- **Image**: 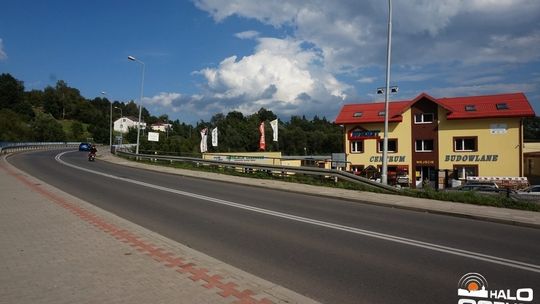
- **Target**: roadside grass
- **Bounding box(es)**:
[123,156,539,212]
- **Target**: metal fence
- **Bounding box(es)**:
[115,149,399,193]
[0,142,81,154]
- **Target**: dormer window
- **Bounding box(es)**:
[353,112,363,117]
[378,111,385,116]
[465,105,476,112]
[496,103,509,110]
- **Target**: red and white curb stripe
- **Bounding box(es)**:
[1,161,273,304]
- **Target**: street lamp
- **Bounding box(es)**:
[380,0,393,185]
[101,91,112,148]
[128,55,145,155]
[114,106,123,145]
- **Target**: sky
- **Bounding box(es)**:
[1,0,539,124]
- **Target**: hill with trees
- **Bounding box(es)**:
[0,73,344,156]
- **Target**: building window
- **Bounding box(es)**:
[414,113,434,124]
[378,139,398,153]
[415,139,434,152]
[454,165,478,180]
[353,112,363,117]
[454,137,477,152]
[496,103,509,110]
[465,105,476,111]
[350,141,364,153]
[378,111,385,116]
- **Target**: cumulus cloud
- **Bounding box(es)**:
[0,39,7,60]
[183,0,540,120]
[193,0,540,69]
[194,37,350,116]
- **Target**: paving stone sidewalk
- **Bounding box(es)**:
[0,155,319,304]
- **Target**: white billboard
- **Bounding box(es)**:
[148,132,159,142]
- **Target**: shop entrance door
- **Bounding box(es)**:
[415,166,436,188]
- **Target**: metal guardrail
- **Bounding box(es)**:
[115,150,400,193]
[0,142,80,154]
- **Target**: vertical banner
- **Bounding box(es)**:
[259,122,266,151]
[270,119,278,142]
[211,127,218,147]
[200,128,208,153]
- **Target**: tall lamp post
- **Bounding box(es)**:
[381,0,393,185]
[101,91,112,148]
[128,55,145,155]
[114,106,123,145]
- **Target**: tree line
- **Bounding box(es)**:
[0,73,344,156]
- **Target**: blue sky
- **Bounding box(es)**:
[1,0,539,123]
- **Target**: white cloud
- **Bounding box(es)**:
[186,0,540,120]
[357,76,376,84]
[429,82,538,98]
[0,39,7,60]
[144,92,182,107]
[196,37,349,115]
[193,0,540,69]
[235,30,260,40]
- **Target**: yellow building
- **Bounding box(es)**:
[335,93,535,188]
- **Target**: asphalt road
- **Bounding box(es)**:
[9,149,540,304]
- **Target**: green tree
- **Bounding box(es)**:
[31,112,66,141]
[524,117,540,141]
[70,121,84,141]
[0,73,24,109]
[0,109,32,141]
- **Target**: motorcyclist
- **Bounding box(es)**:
[89,144,97,159]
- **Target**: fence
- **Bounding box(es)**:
[0,142,81,154]
[115,149,399,193]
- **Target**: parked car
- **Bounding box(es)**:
[79,142,92,151]
[517,185,540,195]
[454,184,500,192]
[464,181,499,189]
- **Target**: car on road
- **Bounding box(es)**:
[78,142,92,151]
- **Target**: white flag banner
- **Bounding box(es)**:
[270,119,278,142]
[200,128,208,153]
[211,127,218,147]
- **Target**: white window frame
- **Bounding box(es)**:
[414,113,434,124]
[350,141,364,153]
[454,137,477,152]
[415,139,434,152]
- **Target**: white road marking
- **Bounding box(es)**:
[56,151,540,274]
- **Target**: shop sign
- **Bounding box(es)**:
[444,155,498,162]
[349,128,380,140]
[416,160,435,165]
[369,155,406,162]
[490,123,507,134]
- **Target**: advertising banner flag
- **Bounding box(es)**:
[211,127,218,147]
[270,119,278,142]
[259,122,266,151]
[200,128,208,153]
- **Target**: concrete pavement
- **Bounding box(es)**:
[99,149,540,229]
[0,154,319,304]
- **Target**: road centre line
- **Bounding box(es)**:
[56,151,540,274]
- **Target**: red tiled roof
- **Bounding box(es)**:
[335,92,535,124]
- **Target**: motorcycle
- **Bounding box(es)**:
[88,152,96,161]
